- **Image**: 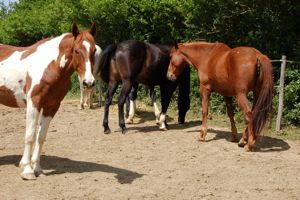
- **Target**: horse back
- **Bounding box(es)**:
[136,43,170,85]
[202,44,264,95]
[113,40,147,81]
[0,34,71,109]
[226,47,266,93]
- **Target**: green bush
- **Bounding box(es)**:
[281,68,300,126]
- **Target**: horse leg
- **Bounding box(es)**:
[19,102,40,180]
[118,80,132,133]
[238,127,248,147]
[88,88,94,109]
[159,82,177,130]
[97,79,104,107]
[224,97,238,142]
[80,88,84,110]
[149,86,160,124]
[238,91,259,147]
[103,82,118,134]
[236,94,255,151]
[199,86,211,141]
[79,76,85,110]
[31,114,52,177]
[84,89,90,108]
[126,82,138,124]
[178,67,190,124]
[125,96,130,118]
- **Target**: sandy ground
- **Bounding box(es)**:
[0,99,300,200]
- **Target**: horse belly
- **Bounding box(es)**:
[211,83,235,97]
[0,85,26,107]
[212,74,236,96]
[0,67,27,108]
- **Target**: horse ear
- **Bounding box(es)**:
[173,40,179,50]
[72,23,80,38]
[90,23,96,37]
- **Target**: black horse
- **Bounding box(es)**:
[98,40,190,134]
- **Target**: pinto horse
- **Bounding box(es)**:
[98,40,190,134]
[167,42,273,151]
[0,23,97,179]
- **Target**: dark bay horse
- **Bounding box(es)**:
[98,40,190,134]
[0,23,97,179]
[167,42,273,151]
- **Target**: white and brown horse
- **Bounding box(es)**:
[79,45,104,109]
[0,23,97,180]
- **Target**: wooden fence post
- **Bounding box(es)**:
[276,55,287,131]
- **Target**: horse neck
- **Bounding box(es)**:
[57,35,77,76]
[179,42,216,68]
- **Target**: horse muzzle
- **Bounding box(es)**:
[83,79,95,89]
[167,73,176,82]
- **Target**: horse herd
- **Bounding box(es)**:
[0,23,273,180]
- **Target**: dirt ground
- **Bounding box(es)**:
[0,99,300,200]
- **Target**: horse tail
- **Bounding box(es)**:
[252,56,274,136]
[98,43,118,83]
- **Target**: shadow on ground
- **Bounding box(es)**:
[203,128,291,152]
[126,112,290,152]
[126,117,201,133]
[0,155,143,184]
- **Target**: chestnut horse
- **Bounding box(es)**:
[0,23,97,179]
[167,42,273,151]
[98,40,190,134]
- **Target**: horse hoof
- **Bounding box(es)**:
[244,144,252,152]
[198,131,206,142]
[104,128,111,134]
[21,172,36,180]
[126,118,133,124]
[238,138,247,147]
[121,128,127,134]
[198,136,206,142]
[159,127,168,131]
[34,170,45,177]
[178,117,185,124]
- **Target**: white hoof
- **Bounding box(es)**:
[21,172,36,180]
[126,118,133,124]
[159,126,168,131]
[159,123,168,131]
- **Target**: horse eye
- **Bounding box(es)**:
[75,49,80,54]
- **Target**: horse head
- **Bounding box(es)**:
[70,23,97,89]
[167,42,189,81]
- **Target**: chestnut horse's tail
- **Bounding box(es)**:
[253,56,274,136]
[98,43,118,83]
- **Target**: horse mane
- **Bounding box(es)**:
[155,44,172,54]
[98,43,118,83]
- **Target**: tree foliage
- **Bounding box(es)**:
[0,0,299,126]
